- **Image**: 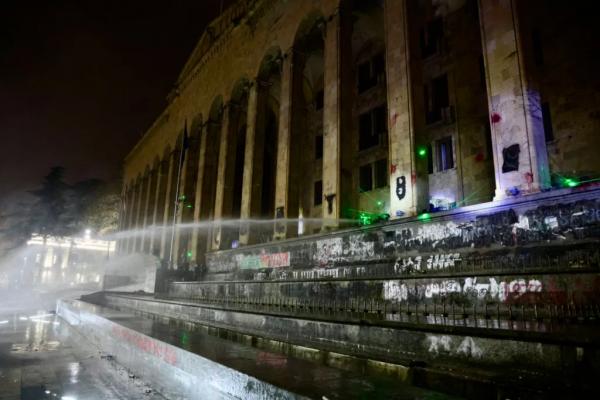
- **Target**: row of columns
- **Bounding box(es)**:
[119,0,549,267]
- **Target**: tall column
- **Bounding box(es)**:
[117,188,128,254]
[384,0,421,218]
[125,184,137,253]
[212,103,232,250]
[322,5,352,229]
[149,164,163,255]
[159,153,175,260]
[172,155,188,267]
[191,124,207,265]
[239,80,259,245]
[140,170,154,253]
[132,178,146,253]
[273,48,299,239]
[479,0,550,199]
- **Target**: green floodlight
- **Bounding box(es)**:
[358,212,372,226]
[186,250,193,258]
[418,212,431,221]
[563,178,579,188]
[376,200,383,207]
[186,204,193,209]
[179,195,187,201]
[417,146,427,158]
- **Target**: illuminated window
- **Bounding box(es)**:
[436,137,454,171]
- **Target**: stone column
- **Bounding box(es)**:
[212,103,232,250]
[322,5,352,229]
[125,184,137,253]
[133,177,147,253]
[159,153,175,260]
[384,0,421,218]
[191,124,207,265]
[478,0,550,199]
[273,51,294,240]
[140,170,154,254]
[149,164,163,255]
[239,80,259,245]
[172,154,188,267]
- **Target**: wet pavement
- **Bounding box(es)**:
[91,303,459,399]
[0,291,164,400]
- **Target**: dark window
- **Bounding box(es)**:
[437,137,454,171]
[374,158,388,189]
[420,18,444,59]
[358,52,386,93]
[314,180,323,206]
[424,74,449,125]
[359,105,387,151]
[532,29,544,67]
[315,89,324,110]
[541,102,554,142]
[427,143,434,174]
[359,164,373,192]
[315,135,323,159]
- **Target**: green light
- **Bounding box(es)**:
[563,178,579,188]
[186,204,193,209]
[358,212,372,226]
[186,251,193,258]
[376,200,383,207]
[417,146,427,158]
[179,195,187,201]
[418,212,431,221]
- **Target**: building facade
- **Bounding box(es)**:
[119,0,600,268]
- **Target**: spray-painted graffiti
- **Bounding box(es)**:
[394,253,461,273]
[238,252,290,269]
[426,335,483,358]
[383,277,543,303]
[314,235,375,266]
[396,176,406,200]
[111,325,177,365]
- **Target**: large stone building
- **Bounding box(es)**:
[119,0,600,268]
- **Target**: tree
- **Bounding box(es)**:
[81,181,121,236]
[28,166,72,238]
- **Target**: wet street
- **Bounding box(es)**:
[0,289,164,400]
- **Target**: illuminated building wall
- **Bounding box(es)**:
[119,0,600,268]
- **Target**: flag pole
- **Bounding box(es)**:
[168,121,187,269]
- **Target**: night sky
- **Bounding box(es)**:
[0,1,230,207]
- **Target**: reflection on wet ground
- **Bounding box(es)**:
[0,308,165,400]
[108,308,459,399]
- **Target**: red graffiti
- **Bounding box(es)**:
[391,113,399,127]
[491,112,501,123]
[111,325,177,365]
[411,173,417,185]
[390,163,397,174]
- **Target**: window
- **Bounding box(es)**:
[359,158,388,192]
[541,102,554,142]
[358,52,385,93]
[315,135,323,159]
[314,180,323,206]
[359,105,387,151]
[436,137,454,171]
[315,89,324,110]
[427,143,434,174]
[359,164,373,192]
[424,74,449,125]
[420,19,444,59]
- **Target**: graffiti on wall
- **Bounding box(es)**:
[394,253,461,273]
[238,252,290,269]
[111,325,177,365]
[314,235,375,266]
[383,277,543,303]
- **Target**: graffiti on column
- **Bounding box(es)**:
[396,176,406,200]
